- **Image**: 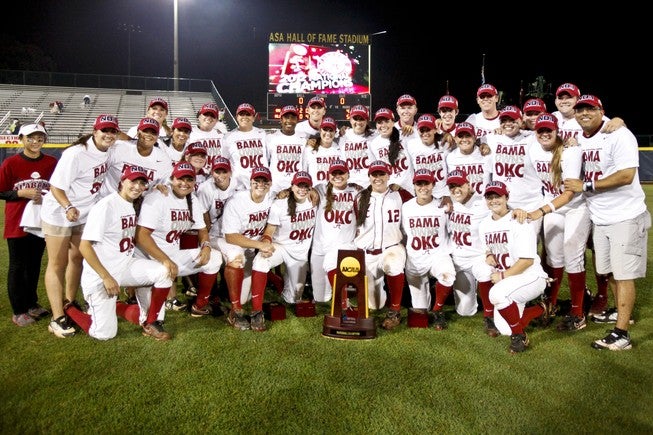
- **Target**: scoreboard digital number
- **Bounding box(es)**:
[267,93,371,122]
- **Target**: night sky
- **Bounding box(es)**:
[2,0,649,136]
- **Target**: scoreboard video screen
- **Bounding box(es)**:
[267,93,371,121]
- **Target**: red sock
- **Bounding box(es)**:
[431,282,453,312]
[385,273,405,312]
[223,266,244,310]
[547,267,564,305]
[116,301,141,325]
[267,270,284,294]
[477,281,494,317]
[498,302,523,334]
[250,270,268,311]
[520,304,544,329]
[568,271,587,317]
[195,272,218,308]
[64,304,91,333]
[146,287,169,325]
[595,273,609,299]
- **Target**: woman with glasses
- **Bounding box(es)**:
[40,114,121,338]
[0,123,57,326]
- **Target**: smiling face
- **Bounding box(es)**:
[92,127,119,151]
[198,112,218,132]
[280,113,298,135]
[349,116,368,135]
[574,105,604,133]
[147,104,168,124]
[484,192,508,216]
[120,177,148,202]
[368,170,389,193]
[555,93,578,118]
[448,182,472,204]
[171,175,195,198]
[375,117,394,137]
[250,177,271,201]
[211,168,231,190]
[413,180,434,204]
[396,103,417,125]
[328,170,349,189]
[21,133,46,158]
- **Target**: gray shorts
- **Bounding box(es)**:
[41,221,85,237]
[593,211,651,280]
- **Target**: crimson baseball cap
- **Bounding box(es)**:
[499,105,522,121]
[171,162,196,180]
[172,117,192,131]
[417,114,436,130]
[349,105,369,120]
[18,123,48,137]
[374,108,395,122]
[438,95,458,110]
[236,103,256,115]
[455,122,475,137]
[292,171,313,187]
[212,156,232,172]
[556,83,580,98]
[523,98,546,114]
[413,168,435,184]
[477,84,498,97]
[148,97,168,111]
[368,160,391,175]
[320,117,337,130]
[251,166,272,181]
[573,95,603,110]
[121,165,149,182]
[93,114,120,131]
[184,142,207,156]
[137,117,160,134]
[534,113,558,131]
[328,159,349,174]
[307,96,325,108]
[446,170,468,186]
[484,181,509,197]
[396,94,416,106]
[280,105,299,117]
[200,103,219,117]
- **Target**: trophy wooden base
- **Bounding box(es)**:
[322,314,376,340]
[295,300,316,317]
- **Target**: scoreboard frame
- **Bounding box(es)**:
[266,93,371,122]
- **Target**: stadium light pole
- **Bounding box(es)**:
[118,23,142,85]
[173,0,179,91]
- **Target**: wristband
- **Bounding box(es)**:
[583,181,594,192]
[64,204,75,212]
[547,202,556,213]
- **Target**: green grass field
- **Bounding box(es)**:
[1,188,652,434]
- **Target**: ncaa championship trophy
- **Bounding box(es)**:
[322,249,376,340]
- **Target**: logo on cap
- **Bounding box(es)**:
[172,117,192,131]
[556,83,580,98]
[307,96,325,108]
[417,114,436,130]
[446,169,468,186]
[349,105,369,120]
[280,105,299,117]
[236,103,255,115]
[484,181,509,197]
[534,113,558,131]
[499,106,522,121]
[374,108,395,122]
[368,160,391,176]
[138,117,160,133]
[328,159,349,174]
[320,117,337,131]
[523,98,546,113]
[200,103,219,117]
[251,166,272,181]
[455,122,475,137]
[212,157,231,172]
[184,142,207,156]
[438,95,458,110]
[292,171,313,187]
[396,94,416,106]
[94,114,120,131]
[172,161,196,180]
[413,168,435,184]
[477,84,498,97]
[573,95,603,110]
[149,97,168,111]
[121,165,149,182]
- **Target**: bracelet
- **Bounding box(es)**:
[261,235,272,243]
[583,181,594,192]
[547,202,556,213]
[539,207,547,216]
[64,204,75,212]
[200,241,211,249]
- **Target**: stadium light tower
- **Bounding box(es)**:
[174,0,179,91]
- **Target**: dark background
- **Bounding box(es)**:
[1,0,648,136]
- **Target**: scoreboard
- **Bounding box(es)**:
[267,93,371,122]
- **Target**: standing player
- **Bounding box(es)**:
[394,94,419,141]
[436,95,460,136]
[124,97,171,144]
[189,102,225,173]
[63,166,175,340]
[266,105,306,196]
[368,108,414,192]
[521,98,547,132]
[302,116,342,188]
[0,123,57,326]
[220,103,269,191]
[296,96,327,139]
[479,181,548,354]
[401,169,455,330]
[465,84,501,139]
[564,95,649,351]
[339,105,375,189]
[217,167,275,330]
[162,117,193,163]
[446,122,492,197]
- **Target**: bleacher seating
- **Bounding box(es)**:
[0,84,217,143]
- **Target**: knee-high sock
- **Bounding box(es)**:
[568,271,587,317]
[477,281,494,318]
[146,287,169,325]
[195,272,218,308]
[223,266,244,310]
[431,282,453,312]
[499,302,523,334]
[267,270,284,294]
[595,273,609,299]
[64,304,91,333]
[520,305,544,329]
[547,267,564,305]
[250,270,268,311]
[385,273,405,312]
[116,301,140,325]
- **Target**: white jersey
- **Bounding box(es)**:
[401,197,451,260]
[266,130,306,195]
[221,189,273,240]
[527,140,584,214]
[189,126,224,173]
[221,127,269,191]
[579,125,646,225]
[41,138,110,227]
[80,192,138,289]
[553,112,612,144]
[137,188,205,256]
[312,183,358,256]
[404,137,448,198]
[302,143,342,188]
[478,212,546,277]
[394,120,419,142]
[98,140,173,199]
[196,178,238,239]
[367,134,414,192]
[486,132,543,210]
[339,129,375,188]
[161,142,184,163]
[267,197,317,259]
[465,112,500,139]
[126,125,169,145]
[448,195,490,262]
[354,189,404,251]
[295,120,319,140]
[446,147,492,197]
